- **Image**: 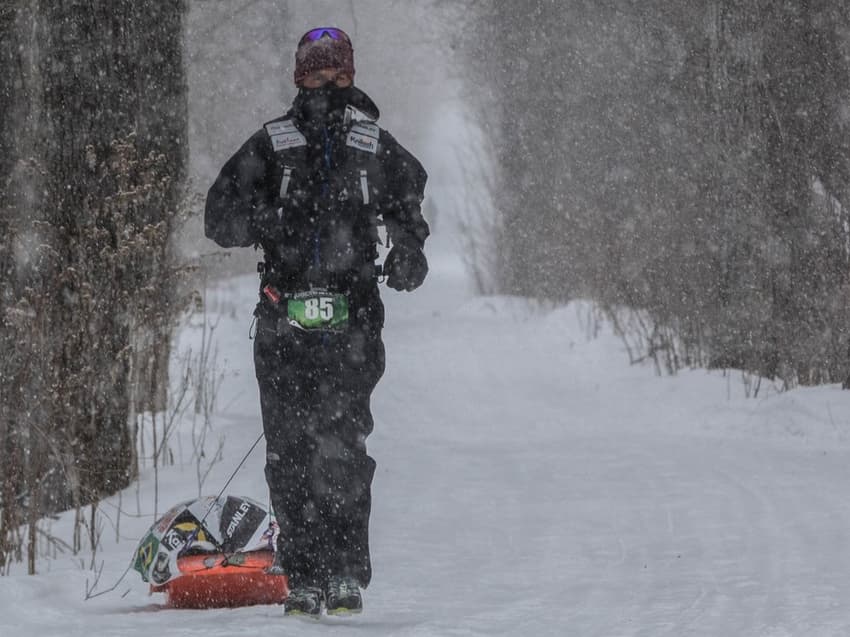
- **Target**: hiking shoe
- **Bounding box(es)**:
[325,576,362,615]
[284,586,323,618]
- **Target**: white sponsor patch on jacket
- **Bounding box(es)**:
[346,121,379,154]
[266,120,306,151]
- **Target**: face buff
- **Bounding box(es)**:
[294,84,353,127]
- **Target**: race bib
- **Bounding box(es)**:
[287,290,349,332]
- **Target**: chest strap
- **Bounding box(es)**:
[280,166,292,198]
[359,170,370,204]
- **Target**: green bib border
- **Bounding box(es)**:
[286,289,350,332]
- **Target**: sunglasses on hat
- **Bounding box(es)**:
[299,27,352,47]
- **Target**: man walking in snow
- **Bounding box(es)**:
[204,27,429,617]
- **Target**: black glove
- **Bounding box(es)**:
[383,242,428,291]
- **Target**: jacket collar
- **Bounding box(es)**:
[287,85,380,132]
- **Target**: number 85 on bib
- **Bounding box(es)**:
[287,291,350,331]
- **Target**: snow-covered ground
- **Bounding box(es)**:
[5,247,850,637]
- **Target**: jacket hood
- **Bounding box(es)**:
[346,86,380,121]
[288,85,380,127]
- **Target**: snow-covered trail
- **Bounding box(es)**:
[367,264,850,636]
[5,260,850,636]
[372,430,850,636]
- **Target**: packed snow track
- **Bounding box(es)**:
[4,264,850,636]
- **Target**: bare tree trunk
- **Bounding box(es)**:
[0,0,189,572]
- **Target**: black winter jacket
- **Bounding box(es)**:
[205,89,429,293]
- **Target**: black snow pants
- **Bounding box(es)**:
[253,284,385,590]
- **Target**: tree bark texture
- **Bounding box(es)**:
[0,0,188,554]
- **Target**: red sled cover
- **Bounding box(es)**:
[151,550,289,609]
